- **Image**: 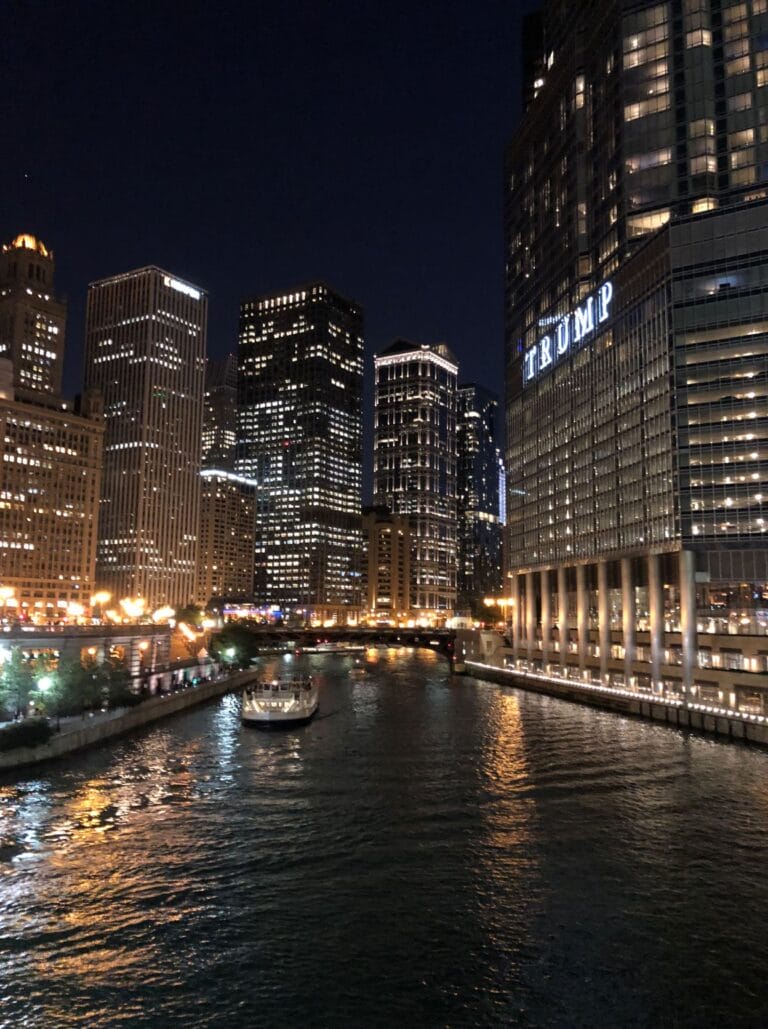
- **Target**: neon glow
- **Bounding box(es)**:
[523,281,614,385]
[163,276,201,300]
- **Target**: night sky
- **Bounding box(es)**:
[3,0,537,492]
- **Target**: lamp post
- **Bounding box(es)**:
[90,591,112,624]
[37,674,59,730]
[0,586,15,625]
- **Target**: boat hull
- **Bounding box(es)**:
[241,703,318,729]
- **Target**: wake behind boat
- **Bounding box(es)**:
[241,675,318,729]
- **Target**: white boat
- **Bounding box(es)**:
[241,676,318,728]
[297,642,366,654]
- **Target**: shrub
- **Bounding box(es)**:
[0,717,53,752]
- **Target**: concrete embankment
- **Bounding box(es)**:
[466,660,768,747]
[0,670,256,771]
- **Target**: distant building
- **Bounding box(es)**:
[373,340,458,621]
[456,384,502,612]
[85,267,207,609]
[236,283,363,624]
[0,233,66,396]
[0,356,103,619]
[196,469,256,606]
[361,506,411,623]
[202,354,237,471]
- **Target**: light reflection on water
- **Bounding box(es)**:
[0,649,767,1027]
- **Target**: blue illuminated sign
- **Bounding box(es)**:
[523,281,614,386]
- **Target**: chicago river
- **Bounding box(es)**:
[1,649,766,1027]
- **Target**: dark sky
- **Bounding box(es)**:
[2,0,536,487]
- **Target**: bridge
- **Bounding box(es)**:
[228,625,458,662]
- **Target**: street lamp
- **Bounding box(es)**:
[37,674,59,730]
[0,586,15,624]
[91,591,112,622]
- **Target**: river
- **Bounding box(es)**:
[1,648,766,1027]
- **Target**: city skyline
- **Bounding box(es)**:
[2,0,539,437]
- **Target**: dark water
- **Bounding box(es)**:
[1,648,767,1028]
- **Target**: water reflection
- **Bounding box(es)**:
[0,652,767,1026]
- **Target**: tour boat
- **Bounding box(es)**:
[241,676,318,728]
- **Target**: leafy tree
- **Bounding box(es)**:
[177,604,204,628]
[100,657,135,709]
[0,650,36,718]
[211,623,261,666]
[56,656,101,715]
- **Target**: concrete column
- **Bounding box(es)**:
[510,574,521,661]
[557,566,569,671]
[540,570,551,669]
[576,564,589,672]
[598,561,610,681]
[621,557,636,685]
[525,571,536,661]
[679,549,697,703]
[648,553,664,690]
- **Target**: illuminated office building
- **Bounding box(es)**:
[85,267,207,609]
[373,340,458,620]
[361,506,411,623]
[202,354,237,471]
[505,0,768,712]
[457,384,503,613]
[196,469,256,605]
[0,233,65,396]
[0,357,103,619]
[236,283,363,623]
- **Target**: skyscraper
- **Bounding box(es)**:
[202,354,237,471]
[504,0,768,712]
[0,361,103,620]
[373,340,458,621]
[0,233,65,396]
[456,384,502,613]
[85,267,207,609]
[236,283,363,623]
[196,469,256,606]
[361,506,411,623]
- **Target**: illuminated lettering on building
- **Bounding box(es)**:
[163,276,201,300]
[523,281,614,385]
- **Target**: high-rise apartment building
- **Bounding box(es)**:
[236,283,363,623]
[196,469,256,605]
[0,357,103,619]
[361,505,411,623]
[457,384,503,613]
[0,234,65,396]
[85,267,207,609]
[373,340,458,621]
[504,0,768,713]
[202,354,237,471]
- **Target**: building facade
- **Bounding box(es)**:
[457,384,503,613]
[196,469,256,606]
[0,358,103,619]
[0,234,66,396]
[373,340,458,621]
[202,354,237,471]
[505,0,768,713]
[84,267,207,609]
[361,505,411,623]
[236,283,363,623]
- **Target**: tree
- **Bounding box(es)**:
[56,656,101,715]
[0,650,36,718]
[177,604,204,628]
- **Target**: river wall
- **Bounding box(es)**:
[0,670,256,772]
[463,655,768,747]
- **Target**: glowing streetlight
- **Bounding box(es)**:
[37,675,53,693]
[152,605,175,623]
[120,597,147,621]
[90,590,112,622]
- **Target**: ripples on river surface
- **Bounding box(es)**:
[1,649,767,1028]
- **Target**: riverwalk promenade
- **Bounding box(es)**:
[0,668,255,771]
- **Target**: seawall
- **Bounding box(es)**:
[465,660,768,747]
[0,669,256,771]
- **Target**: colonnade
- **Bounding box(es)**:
[506,550,698,693]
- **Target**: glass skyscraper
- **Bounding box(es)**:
[505,0,768,713]
[456,384,503,613]
[236,283,363,622]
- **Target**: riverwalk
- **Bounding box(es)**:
[0,669,255,771]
